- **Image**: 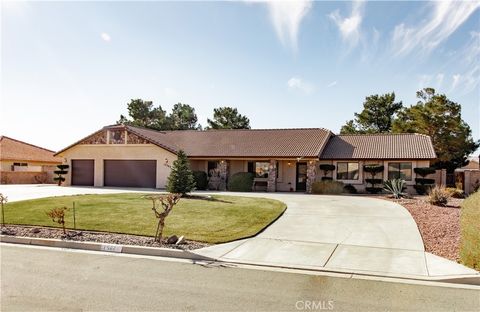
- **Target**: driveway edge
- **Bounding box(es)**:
[0,235,214,261]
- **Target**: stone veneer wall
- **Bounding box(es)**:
[306,161,317,193]
[267,160,277,192]
[218,160,229,191]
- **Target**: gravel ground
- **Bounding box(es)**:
[379,195,462,262]
[0,225,210,250]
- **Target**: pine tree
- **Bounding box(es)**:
[166,150,196,195]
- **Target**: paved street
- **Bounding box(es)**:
[1,244,479,311]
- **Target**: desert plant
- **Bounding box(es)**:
[413,167,436,195]
[166,150,196,195]
[428,186,451,206]
[192,171,208,190]
[343,184,357,194]
[144,193,182,243]
[445,187,465,199]
[311,180,344,195]
[319,164,335,180]
[0,193,7,228]
[228,172,255,192]
[383,179,407,199]
[53,164,69,186]
[363,165,384,194]
[46,206,68,234]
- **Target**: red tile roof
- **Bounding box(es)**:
[0,136,62,163]
[126,126,332,158]
[319,133,436,159]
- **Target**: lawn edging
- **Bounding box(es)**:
[0,235,214,261]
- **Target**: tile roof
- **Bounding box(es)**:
[126,126,332,158]
[319,133,436,159]
[0,136,62,163]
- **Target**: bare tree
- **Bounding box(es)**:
[46,207,68,234]
[144,193,181,242]
[0,193,7,228]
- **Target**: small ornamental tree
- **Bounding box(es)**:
[413,167,436,195]
[363,165,384,194]
[145,193,182,243]
[166,150,196,195]
[54,164,70,186]
[46,206,68,234]
[319,164,336,181]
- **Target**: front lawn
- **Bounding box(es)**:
[460,191,480,270]
[3,193,286,244]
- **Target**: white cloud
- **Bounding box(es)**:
[392,1,480,56]
[287,76,313,94]
[451,74,461,90]
[249,0,312,52]
[329,1,365,46]
[100,32,111,42]
[326,81,337,88]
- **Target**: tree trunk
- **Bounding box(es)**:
[156,219,166,242]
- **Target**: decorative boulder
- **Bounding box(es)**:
[175,235,185,245]
[167,235,179,244]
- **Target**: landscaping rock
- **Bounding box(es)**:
[32,228,41,234]
[167,235,179,244]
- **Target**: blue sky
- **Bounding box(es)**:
[1,1,479,153]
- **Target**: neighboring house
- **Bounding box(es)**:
[0,136,62,184]
[55,125,437,193]
[456,156,480,171]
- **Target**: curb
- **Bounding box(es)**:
[0,235,214,261]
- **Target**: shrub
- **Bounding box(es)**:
[312,180,344,195]
[363,165,384,194]
[428,186,450,206]
[414,178,436,185]
[46,206,68,234]
[321,177,333,181]
[319,164,335,179]
[414,167,436,195]
[193,171,208,190]
[414,167,436,177]
[166,150,196,195]
[144,193,181,243]
[413,184,433,195]
[228,172,254,192]
[383,179,407,199]
[343,184,357,194]
[445,187,465,199]
[53,164,69,186]
[460,191,480,270]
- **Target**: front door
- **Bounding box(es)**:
[296,162,307,192]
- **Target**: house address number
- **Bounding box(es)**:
[100,244,123,253]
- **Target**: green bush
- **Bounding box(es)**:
[193,171,208,190]
[363,165,384,194]
[321,177,333,181]
[166,150,196,195]
[312,181,344,195]
[414,167,436,177]
[365,178,383,185]
[228,172,254,192]
[428,186,450,206]
[460,191,480,270]
[343,184,357,194]
[415,178,436,185]
[413,184,433,195]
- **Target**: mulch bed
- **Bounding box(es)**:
[0,225,210,250]
[379,195,462,262]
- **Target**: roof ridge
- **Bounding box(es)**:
[336,133,430,137]
[0,135,57,154]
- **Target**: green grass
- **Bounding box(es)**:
[3,193,286,244]
[460,191,480,270]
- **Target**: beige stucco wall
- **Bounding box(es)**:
[57,144,177,188]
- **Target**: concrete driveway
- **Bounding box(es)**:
[193,193,478,279]
[0,184,477,279]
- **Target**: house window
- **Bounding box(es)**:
[248,161,271,178]
[13,163,28,166]
[336,162,359,180]
[388,162,412,181]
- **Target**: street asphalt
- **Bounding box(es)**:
[1,244,479,311]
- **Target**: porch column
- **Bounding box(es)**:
[267,160,277,192]
[306,160,317,194]
[218,160,229,191]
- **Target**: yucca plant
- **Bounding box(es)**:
[383,179,407,199]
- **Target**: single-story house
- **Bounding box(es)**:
[55,124,437,193]
[0,136,62,184]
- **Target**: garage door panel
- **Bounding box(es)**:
[71,160,94,186]
[104,160,156,188]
